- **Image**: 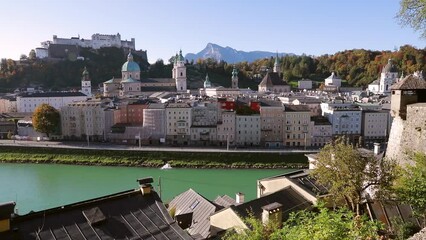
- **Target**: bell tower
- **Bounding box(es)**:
[231,66,238,89]
[81,67,92,97]
[173,50,187,92]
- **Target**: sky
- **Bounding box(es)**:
[0,0,424,63]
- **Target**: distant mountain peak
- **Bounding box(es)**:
[185,43,292,63]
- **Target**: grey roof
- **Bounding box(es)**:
[284,104,310,112]
[259,99,284,107]
[1,189,192,240]
[143,78,175,83]
[382,59,398,73]
[213,195,237,208]
[311,116,332,125]
[392,74,426,90]
[19,92,87,98]
[259,72,288,87]
[231,186,312,221]
[142,86,177,92]
[168,189,220,239]
[147,103,166,109]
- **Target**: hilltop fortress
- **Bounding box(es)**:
[386,72,426,164]
[35,33,147,60]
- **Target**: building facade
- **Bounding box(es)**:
[235,114,260,146]
[17,92,88,113]
[283,105,311,147]
[165,103,191,145]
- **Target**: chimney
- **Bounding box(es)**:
[236,192,245,204]
[373,143,380,155]
[261,202,283,228]
[0,201,16,233]
[137,177,154,196]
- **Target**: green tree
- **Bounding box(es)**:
[311,137,397,215]
[398,0,426,38]
[32,103,60,137]
[222,204,383,240]
[394,152,426,226]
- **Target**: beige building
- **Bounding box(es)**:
[284,105,311,147]
[235,114,260,146]
[0,97,17,113]
[61,99,111,141]
[142,103,166,142]
[310,116,332,147]
[217,111,236,147]
[166,103,192,145]
[259,101,284,147]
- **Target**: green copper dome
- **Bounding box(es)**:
[122,51,140,72]
[177,49,185,62]
[232,66,238,77]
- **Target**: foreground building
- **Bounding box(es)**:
[0,178,192,239]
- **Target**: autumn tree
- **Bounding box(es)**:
[398,0,426,38]
[311,137,397,215]
[394,152,426,226]
[32,103,60,137]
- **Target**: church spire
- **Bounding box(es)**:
[127,49,134,62]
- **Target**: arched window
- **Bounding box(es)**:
[180,72,183,76]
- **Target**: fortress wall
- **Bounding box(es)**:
[386,103,426,164]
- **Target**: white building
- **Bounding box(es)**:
[298,79,313,90]
[324,72,341,91]
[361,110,390,143]
[321,102,361,136]
[172,50,187,92]
[379,59,399,95]
[35,48,48,59]
[368,80,380,94]
[217,111,236,147]
[235,114,260,146]
[60,99,110,141]
[17,92,88,113]
[165,103,191,145]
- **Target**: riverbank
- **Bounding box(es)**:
[0,146,308,169]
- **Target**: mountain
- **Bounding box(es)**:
[185,43,292,63]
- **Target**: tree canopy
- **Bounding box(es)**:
[395,152,426,226]
[223,204,383,240]
[311,138,397,215]
[398,0,426,38]
[32,103,60,137]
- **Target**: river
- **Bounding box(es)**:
[0,163,293,214]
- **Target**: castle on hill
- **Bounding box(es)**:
[36,33,147,61]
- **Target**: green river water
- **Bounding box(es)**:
[0,163,293,214]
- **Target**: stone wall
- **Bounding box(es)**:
[386,103,426,164]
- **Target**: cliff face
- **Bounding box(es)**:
[386,103,426,164]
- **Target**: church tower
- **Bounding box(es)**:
[273,53,281,76]
[173,50,187,92]
[379,59,398,94]
[231,65,238,89]
[81,67,92,97]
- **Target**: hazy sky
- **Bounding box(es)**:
[0,0,424,63]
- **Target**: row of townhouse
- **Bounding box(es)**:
[59,97,390,148]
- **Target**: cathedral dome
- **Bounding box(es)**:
[382,59,398,73]
[122,52,140,72]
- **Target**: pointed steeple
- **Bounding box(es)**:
[204,74,211,88]
[274,52,279,65]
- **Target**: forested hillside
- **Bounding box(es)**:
[0,45,424,92]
